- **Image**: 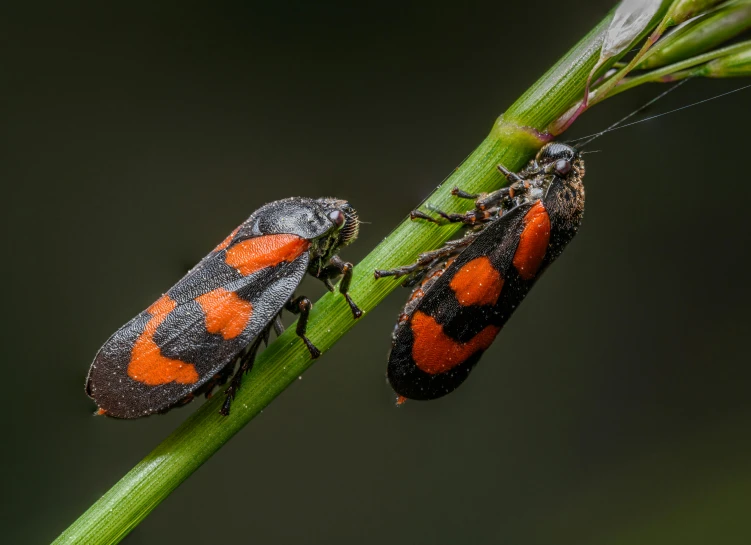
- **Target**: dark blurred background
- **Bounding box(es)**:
[3,2,751,544]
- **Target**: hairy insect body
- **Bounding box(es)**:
[376,143,585,401]
[87,197,361,418]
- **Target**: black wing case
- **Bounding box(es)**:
[388,200,561,400]
[86,235,309,418]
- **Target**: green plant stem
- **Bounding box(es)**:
[54,12,616,545]
[603,39,751,97]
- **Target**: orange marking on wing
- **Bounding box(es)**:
[513,202,551,280]
[396,395,407,406]
[196,287,254,340]
[127,294,199,386]
[411,311,500,375]
[449,256,504,306]
[214,226,241,252]
[225,234,310,276]
[147,293,176,317]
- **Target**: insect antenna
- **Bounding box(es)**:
[568,80,751,149]
[569,78,692,149]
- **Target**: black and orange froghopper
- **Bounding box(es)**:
[375,143,586,401]
[87,197,361,418]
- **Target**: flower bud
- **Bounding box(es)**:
[701,44,751,77]
[666,0,727,26]
[641,3,751,68]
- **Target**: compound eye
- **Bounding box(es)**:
[328,210,345,228]
[554,159,571,176]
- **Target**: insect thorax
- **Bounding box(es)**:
[545,157,585,233]
[515,151,586,234]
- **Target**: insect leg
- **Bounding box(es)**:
[409,209,442,224]
[286,295,322,359]
[164,356,239,413]
[410,206,497,226]
[314,255,362,319]
[272,313,285,337]
[220,331,267,416]
[474,187,512,210]
[450,187,480,200]
[497,163,524,183]
[374,235,477,280]
[436,207,499,224]
[451,184,521,216]
[201,362,236,400]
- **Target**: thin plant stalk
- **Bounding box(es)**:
[601,39,751,97]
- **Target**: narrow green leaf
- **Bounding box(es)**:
[606,40,751,95]
[639,1,751,68]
